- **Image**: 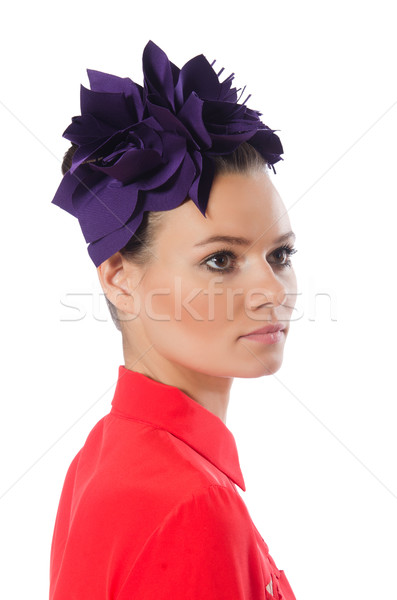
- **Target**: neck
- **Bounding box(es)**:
[123,347,232,424]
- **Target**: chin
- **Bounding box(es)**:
[232,353,285,378]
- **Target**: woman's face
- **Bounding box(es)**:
[121,169,297,379]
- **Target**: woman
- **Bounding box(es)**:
[49,40,298,599]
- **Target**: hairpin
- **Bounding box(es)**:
[51,40,283,267]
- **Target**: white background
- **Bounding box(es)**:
[1,1,396,599]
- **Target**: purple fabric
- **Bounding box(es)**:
[51,40,284,267]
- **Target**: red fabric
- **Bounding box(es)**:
[49,366,296,599]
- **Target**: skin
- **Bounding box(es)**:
[98,169,297,423]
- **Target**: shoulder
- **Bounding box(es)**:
[51,417,266,599]
[116,485,265,600]
[73,413,236,513]
[55,415,242,563]
[152,484,258,564]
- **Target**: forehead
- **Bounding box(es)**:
[157,171,291,248]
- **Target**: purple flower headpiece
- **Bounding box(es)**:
[51,40,283,267]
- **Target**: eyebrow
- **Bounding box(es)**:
[194,230,296,248]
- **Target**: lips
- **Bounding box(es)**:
[241,323,285,337]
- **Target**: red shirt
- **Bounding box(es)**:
[50,366,296,599]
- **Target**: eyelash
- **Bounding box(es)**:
[202,244,298,274]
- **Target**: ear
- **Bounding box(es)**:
[97,252,142,317]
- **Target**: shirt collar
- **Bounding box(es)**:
[110,366,245,491]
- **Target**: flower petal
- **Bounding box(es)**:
[176,54,221,106]
[145,100,197,146]
[195,154,214,216]
[80,84,139,129]
[51,166,91,215]
[248,128,284,162]
[207,131,259,154]
[91,148,163,184]
[72,170,140,243]
[87,69,145,121]
[142,40,178,110]
[142,152,196,211]
[69,118,162,173]
[177,92,211,150]
[63,114,115,146]
[87,210,145,267]
[185,149,202,206]
[135,132,187,191]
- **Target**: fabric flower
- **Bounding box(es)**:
[51,40,284,267]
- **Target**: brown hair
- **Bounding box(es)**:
[61,143,270,330]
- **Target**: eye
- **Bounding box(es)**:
[202,248,238,273]
[201,244,298,274]
[270,244,298,269]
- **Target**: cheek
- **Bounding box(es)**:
[285,269,298,311]
[141,269,238,340]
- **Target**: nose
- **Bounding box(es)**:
[245,263,288,310]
